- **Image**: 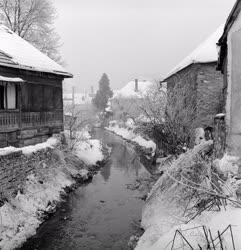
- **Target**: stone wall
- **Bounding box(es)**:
[166,62,224,130]
[0,147,53,202]
[196,63,224,128]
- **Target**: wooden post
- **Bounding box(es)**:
[4,82,8,110]
[18,83,22,130]
[213,114,226,159]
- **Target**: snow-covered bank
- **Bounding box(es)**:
[0,137,58,156]
[75,139,104,165]
[135,142,241,250]
[0,133,105,250]
[136,207,241,250]
[67,129,105,166]
[106,121,156,155]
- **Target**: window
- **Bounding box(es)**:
[0,83,17,110]
[0,85,4,109]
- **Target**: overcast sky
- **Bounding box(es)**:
[52,0,236,93]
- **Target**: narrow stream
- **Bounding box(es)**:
[20,129,149,250]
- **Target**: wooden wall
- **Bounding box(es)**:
[21,83,63,112]
[0,66,65,147]
[0,65,64,112]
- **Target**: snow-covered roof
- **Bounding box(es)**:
[0,25,72,77]
[113,79,155,99]
[164,24,224,80]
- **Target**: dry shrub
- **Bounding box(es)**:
[146,140,232,222]
[136,80,197,155]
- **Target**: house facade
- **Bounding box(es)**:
[218,0,241,156]
[163,25,224,140]
[0,25,72,148]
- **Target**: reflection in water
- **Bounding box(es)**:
[20,129,148,250]
[100,161,111,182]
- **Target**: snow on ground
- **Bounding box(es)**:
[66,129,104,166]
[0,150,90,250]
[106,120,156,154]
[0,171,74,250]
[75,139,104,165]
[164,24,224,79]
[113,79,155,99]
[136,207,241,250]
[135,146,241,250]
[0,130,105,250]
[0,137,58,157]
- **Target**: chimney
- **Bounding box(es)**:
[134,79,138,92]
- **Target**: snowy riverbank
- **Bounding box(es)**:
[0,133,105,250]
[106,120,156,156]
[135,142,241,250]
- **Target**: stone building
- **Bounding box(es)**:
[163,25,224,135]
[0,25,72,148]
[218,0,241,155]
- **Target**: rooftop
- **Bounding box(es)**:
[164,24,224,80]
[0,25,72,77]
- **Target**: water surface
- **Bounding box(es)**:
[20,130,148,250]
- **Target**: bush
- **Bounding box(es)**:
[136,80,197,156]
[146,141,228,223]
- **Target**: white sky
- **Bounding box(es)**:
[52,0,236,93]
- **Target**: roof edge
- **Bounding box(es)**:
[0,62,73,78]
[162,61,217,82]
[218,0,240,45]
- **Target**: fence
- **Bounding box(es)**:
[169,224,235,250]
[0,110,63,132]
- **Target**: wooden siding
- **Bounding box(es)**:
[0,65,65,147]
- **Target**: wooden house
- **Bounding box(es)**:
[163,25,224,138]
[0,25,72,148]
[218,0,241,155]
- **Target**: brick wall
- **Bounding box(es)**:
[0,148,53,202]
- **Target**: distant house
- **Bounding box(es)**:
[110,79,157,121]
[163,25,224,136]
[113,79,155,99]
[217,0,241,155]
[0,25,72,148]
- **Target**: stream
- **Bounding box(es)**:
[20,129,151,250]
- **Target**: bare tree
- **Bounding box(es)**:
[136,73,198,156]
[0,0,63,63]
[64,104,90,140]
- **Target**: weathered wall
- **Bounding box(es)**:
[0,148,54,202]
[0,66,64,112]
[0,66,64,148]
[196,63,223,128]
[166,63,198,91]
[166,62,223,130]
[226,10,241,155]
